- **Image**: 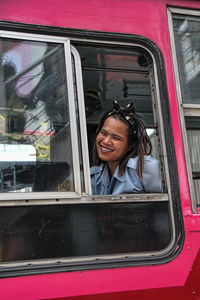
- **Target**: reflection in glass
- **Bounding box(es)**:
[186,117,200,172]
[173,15,200,103]
[186,117,200,205]
[0,38,74,192]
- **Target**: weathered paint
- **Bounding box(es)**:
[0,0,200,299]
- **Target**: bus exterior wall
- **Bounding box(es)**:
[0,0,200,299]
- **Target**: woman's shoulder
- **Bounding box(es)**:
[144,155,159,165]
[127,156,159,169]
[90,164,104,175]
[126,157,138,169]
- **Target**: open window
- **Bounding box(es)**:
[74,45,161,164]
[0,27,181,275]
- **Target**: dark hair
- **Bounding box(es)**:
[92,100,152,178]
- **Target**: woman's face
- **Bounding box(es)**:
[96,117,131,164]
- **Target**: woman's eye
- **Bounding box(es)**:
[101,131,106,136]
[113,136,120,141]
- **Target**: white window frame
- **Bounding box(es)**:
[0,31,173,221]
[0,27,181,267]
[71,46,92,196]
[167,7,200,213]
[0,30,85,201]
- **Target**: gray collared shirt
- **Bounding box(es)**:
[90,156,162,195]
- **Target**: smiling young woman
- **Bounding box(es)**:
[96,117,131,177]
[90,100,162,195]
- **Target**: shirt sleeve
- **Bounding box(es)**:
[141,157,162,193]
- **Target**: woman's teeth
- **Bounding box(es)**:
[101,146,112,152]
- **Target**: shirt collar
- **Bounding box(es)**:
[96,164,125,185]
[94,157,138,184]
[113,166,126,182]
[96,164,110,186]
[113,157,138,182]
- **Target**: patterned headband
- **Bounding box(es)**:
[100,100,145,135]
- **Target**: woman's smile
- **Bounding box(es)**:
[100,145,113,152]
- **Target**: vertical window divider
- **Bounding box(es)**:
[71,46,92,196]
[150,53,177,247]
[64,40,82,195]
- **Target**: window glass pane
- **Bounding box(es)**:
[0,38,74,192]
[186,117,200,205]
[0,202,171,262]
[172,15,200,103]
[186,117,200,172]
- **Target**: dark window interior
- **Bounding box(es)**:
[0,202,170,262]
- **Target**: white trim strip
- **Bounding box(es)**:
[0,30,69,43]
[0,193,168,207]
[71,46,92,196]
[64,40,82,195]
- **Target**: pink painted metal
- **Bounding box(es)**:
[0,0,200,299]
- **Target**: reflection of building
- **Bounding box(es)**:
[0,39,73,193]
[0,144,36,162]
[0,144,36,192]
[147,129,158,159]
[0,115,6,135]
[179,19,200,83]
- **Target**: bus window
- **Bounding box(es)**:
[171,14,200,105]
[0,37,77,194]
[0,28,179,272]
[169,8,200,211]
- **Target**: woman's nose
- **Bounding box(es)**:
[103,135,112,144]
